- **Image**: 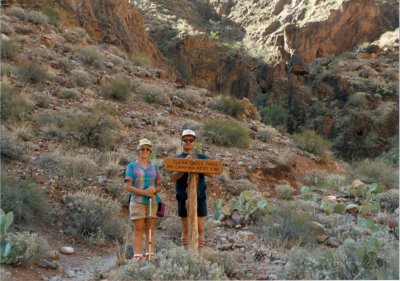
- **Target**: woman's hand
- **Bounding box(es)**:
[144,186,156,198]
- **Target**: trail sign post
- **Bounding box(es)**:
[164,157,223,252]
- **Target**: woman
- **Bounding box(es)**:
[125,138,161,261]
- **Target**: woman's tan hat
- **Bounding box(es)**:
[137,138,152,150]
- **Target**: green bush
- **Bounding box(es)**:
[0,176,50,225]
[136,83,170,105]
[41,6,59,26]
[116,246,227,280]
[347,92,368,108]
[353,158,399,189]
[253,204,317,246]
[59,88,79,99]
[77,46,103,68]
[209,95,245,118]
[71,69,90,87]
[260,101,288,129]
[1,40,18,60]
[100,78,131,101]
[1,232,49,266]
[64,111,120,149]
[292,129,330,157]
[274,184,295,200]
[375,189,399,212]
[7,6,27,20]
[19,62,48,83]
[225,178,258,196]
[27,11,48,25]
[174,89,204,106]
[255,127,277,142]
[203,118,250,148]
[0,133,26,162]
[1,83,32,121]
[63,192,125,241]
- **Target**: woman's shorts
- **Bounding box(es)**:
[129,202,158,220]
[178,198,207,217]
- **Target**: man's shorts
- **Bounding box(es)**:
[178,198,207,217]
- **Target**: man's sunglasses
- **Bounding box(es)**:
[182,139,195,143]
[140,148,152,152]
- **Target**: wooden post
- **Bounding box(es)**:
[187,173,198,252]
[164,157,223,252]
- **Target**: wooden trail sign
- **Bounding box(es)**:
[164,157,223,253]
[164,158,223,174]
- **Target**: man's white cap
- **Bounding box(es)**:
[137,138,152,150]
[181,129,196,138]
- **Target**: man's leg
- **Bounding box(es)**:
[198,216,205,251]
[181,216,189,249]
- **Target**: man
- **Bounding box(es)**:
[170,129,209,251]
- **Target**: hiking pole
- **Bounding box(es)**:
[148,197,152,261]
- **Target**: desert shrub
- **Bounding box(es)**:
[100,78,131,101]
[0,176,50,224]
[274,184,295,200]
[7,6,27,19]
[41,6,59,26]
[59,88,79,99]
[1,83,32,121]
[14,124,32,141]
[328,238,399,280]
[116,246,227,280]
[130,51,153,68]
[27,10,48,25]
[1,40,18,60]
[226,178,257,196]
[32,91,53,108]
[255,126,277,142]
[292,129,330,157]
[1,231,50,266]
[208,95,245,118]
[201,249,240,279]
[71,69,90,87]
[353,157,399,189]
[174,88,204,106]
[284,238,399,280]
[347,92,368,107]
[259,101,288,129]
[0,133,26,162]
[59,155,97,179]
[276,149,296,166]
[19,62,48,83]
[136,83,170,105]
[253,204,316,246]
[63,192,125,241]
[203,118,250,148]
[283,247,325,280]
[158,217,182,238]
[105,179,127,208]
[64,111,120,149]
[77,46,103,68]
[35,109,67,127]
[375,189,399,212]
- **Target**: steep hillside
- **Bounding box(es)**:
[134,0,399,160]
[0,2,398,281]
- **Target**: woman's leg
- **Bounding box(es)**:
[132,219,145,259]
[145,217,156,258]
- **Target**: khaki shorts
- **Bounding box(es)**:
[129,202,158,220]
